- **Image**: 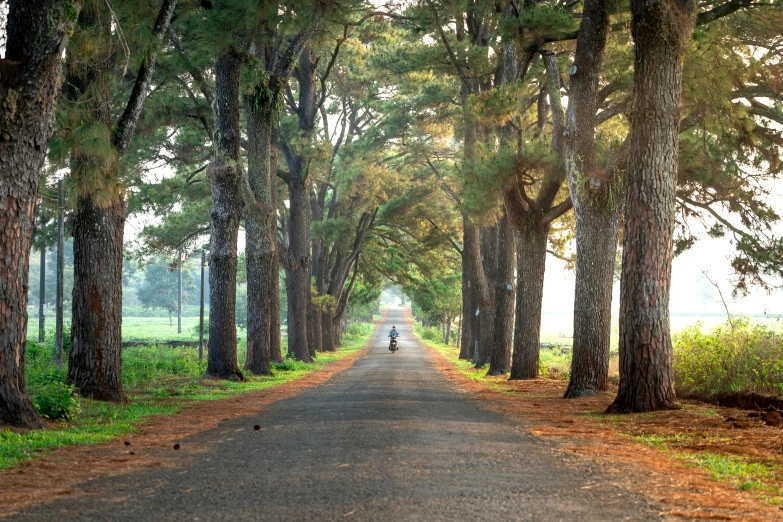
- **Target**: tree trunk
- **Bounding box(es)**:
[0,0,73,425]
[206,51,244,381]
[459,247,472,359]
[476,225,498,368]
[285,178,312,362]
[198,250,205,362]
[0,0,80,422]
[68,197,125,401]
[68,0,176,396]
[268,125,283,364]
[307,296,323,357]
[509,226,549,380]
[321,309,335,352]
[177,250,182,334]
[608,0,691,413]
[243,93,276,376]
[488,213,515,375]
[565,205,619,396]
[558,0,619,398]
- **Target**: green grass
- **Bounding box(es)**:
[634,433,782,501]
[2,322,374,471]
[679,453,779,494]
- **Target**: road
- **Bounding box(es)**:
[9,307,659,521]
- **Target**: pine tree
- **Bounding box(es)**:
[0,0,80,428]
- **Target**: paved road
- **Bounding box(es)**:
[9,307,659,521]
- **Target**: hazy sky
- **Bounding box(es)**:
[542,184,783,317]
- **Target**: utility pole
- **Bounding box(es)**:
[198,250,206,362]
[55,180,64,369]
[177,250,183,334]
[38,245,46,343]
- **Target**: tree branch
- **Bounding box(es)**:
[113,0,177,153]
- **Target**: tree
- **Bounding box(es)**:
[60,0,177,400]
[137,260,197,325]
[206,44,245,380]
[0,0,80,428]
[607,0,695,413]
[242,2,320,372]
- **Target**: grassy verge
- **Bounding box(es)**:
[1,322,374,471]
[635,434,782,501]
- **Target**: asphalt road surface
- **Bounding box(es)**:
[9,307,660,521]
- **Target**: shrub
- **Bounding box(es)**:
[419,326,440,341]
[346,322,372,337]
[673,319,783,396]
[190,317,209,338]
[32,383,81,420]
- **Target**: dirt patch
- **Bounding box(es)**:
[0,312,384,518]
[684,390,783,413]
[418,341,783,520]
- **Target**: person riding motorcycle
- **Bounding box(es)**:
[388,326,399,351]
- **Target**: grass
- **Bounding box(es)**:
[637,432,781,496]
[678,453,777,493]
[1,321,374,471]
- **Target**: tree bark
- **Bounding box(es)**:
[243,92,276,375]
[206,51,244,380]
[560,0,620,398]
[488,212,515,375]
[38,246,46,343]
[459,217,473,360]
[566,205,619,396]
[285,177,312,362]
[476,225,498,368]
[0,0,77,428]
[509,226,549,380]
[177,250,182,334]
[68,197,125,401]
[268,123,283,364]
[608,0,693,413]
[198,250,205,362]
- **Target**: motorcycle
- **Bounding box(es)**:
[388,335,399,353]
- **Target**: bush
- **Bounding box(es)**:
[346,322,371,337]
[32,383,81,420]
[673,319,783,396]
[422,327,441,341]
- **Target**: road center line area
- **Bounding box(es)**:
[7,307,660,521]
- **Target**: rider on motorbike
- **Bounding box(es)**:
[388,326,399,351]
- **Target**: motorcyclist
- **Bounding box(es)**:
[388,326,399,351]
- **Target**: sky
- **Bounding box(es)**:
[541,186,783,317]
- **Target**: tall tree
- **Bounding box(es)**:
[0,0,80,428]
[607,0,695,413]
[64,0,177,400]
[558,0,618,397]
[243,3,319,372]
[206,44,245,379]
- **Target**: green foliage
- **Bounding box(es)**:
[136,260,198,322]
[32,383,81,421]
[673,319,783,396]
